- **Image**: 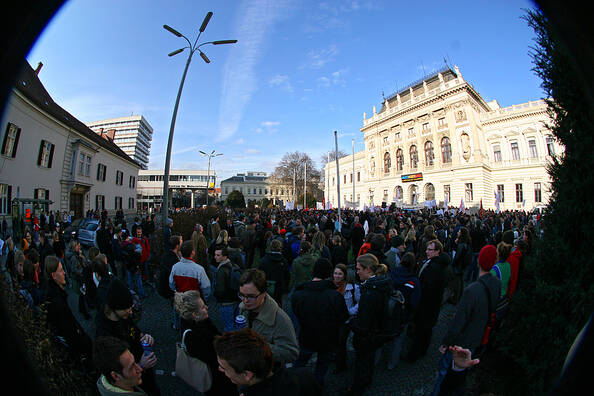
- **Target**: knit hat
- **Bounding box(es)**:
[391,235,405,248]
[502,230,515,245]
[107,279,133,310]
[478,245,497,271]
[279,229,287,235]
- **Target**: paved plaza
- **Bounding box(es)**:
[72,275,458,395]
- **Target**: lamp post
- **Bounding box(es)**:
[161,12,237,226]
[199,150,223,207]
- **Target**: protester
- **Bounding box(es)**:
[93,336,147,396]
[333,263,361,373]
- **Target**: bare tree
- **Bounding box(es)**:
[272,151,322,201]
[319,149,348,183]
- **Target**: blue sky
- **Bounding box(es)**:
[26,0,542,184]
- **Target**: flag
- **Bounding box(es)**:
[460,198,465,212]
[494,191,500,213]
[479,199,485,218]
[316,202,323,210]
[363,220,369,235]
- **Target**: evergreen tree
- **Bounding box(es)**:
[225,190,246,209]
[495,9,594,395]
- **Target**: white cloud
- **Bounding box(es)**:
[246,148,260,154]
[303,45,339,69]
[236,138,245,145]
[269,74,293,92]
[261,121,280,134]
[218,0,290,142]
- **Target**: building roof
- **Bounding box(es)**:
[13,62,141,168]
[221,174,268,183]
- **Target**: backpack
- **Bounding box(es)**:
[378,287,406,342]
[224,262,242,292]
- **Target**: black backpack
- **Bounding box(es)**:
[378,287,406,342]
[223,262,242,292]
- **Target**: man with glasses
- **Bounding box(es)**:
[237,269,299,366]
[403,239,450,363]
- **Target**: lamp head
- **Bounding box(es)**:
[163,25,182,37]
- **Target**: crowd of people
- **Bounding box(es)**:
[0,204,539,395]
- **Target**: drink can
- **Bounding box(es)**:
[234,314,247,330]
[141,339,152,355]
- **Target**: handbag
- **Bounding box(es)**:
[175,329,212,392]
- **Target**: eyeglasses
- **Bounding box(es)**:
[238,292,263,301]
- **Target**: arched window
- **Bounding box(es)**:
[424,183,435,201]
[409,145,418,169]
[383,152,391,174]
[396,148,404,171]
[424,141,434,166]
[441,137,452,163]
[394,185,403,200]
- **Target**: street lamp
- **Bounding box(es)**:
[200,150,223,207]
[161,12,237,226]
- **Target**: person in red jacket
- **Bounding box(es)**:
[131,227,150,283]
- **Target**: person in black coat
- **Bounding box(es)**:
[351,218,365,262]
[174,290,237,396]
[95,279,161,396]
[404,239,450,363]
[291,258,349,386]
[329,234,348,266]
[366,233,388,265]
[259,239,289,306]
[348,254,393,395]
[42,256,93,367]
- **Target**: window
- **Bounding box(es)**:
[424,141,434,166]
[37,140,55,168]
[78,152,91,177]
[129,176,136,188]
[344,174,347,184]
[97,164,107,181]
[534,182,542,203]
[332,177,335,186]
[444,185,450,203]
[259,188,262,195]
[409,145,418,169]
[497,184,505,202]
[408,127,415,136]
[396,148,404,171]
[438,117,446,128]
[441,137,452,163]
[383,136,389,145]
[384,152,391,173]
[493,145,502,162]
[350,173,353,183]
[528,139,538,158]
[253,188,257,194]
[465,183,473,201]
[128,197,135,209]
[32,189,49,212]
[265,189,268,194]
[511,142,520,160]
[357,172,360,182]
[546,136,555,156]
[116,170,123,185]
[225,187,229,194]
[95,195,105,211]
[0,184,11,215]
[516,184,523,203]
[1,123,21,158]
[114,196,123,210]
[422,122,430,131]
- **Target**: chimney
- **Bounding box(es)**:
[106,129,116,141]
[35,62,43,75]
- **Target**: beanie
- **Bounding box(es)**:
[107,279,133,310]
[502,230,515,245]
[166,218,173,226]
[391,235,405,248]
[478,245,497,272]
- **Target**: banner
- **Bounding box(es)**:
[316,202,324,210]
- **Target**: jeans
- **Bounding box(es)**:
[219,303,238,332]
[127,270,146,298]
[294,348,333,386]
[431,350,453,396]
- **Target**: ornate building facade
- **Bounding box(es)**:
[324,66,561,211]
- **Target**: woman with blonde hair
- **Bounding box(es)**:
[348,253,393,394]
[174,291,236,395]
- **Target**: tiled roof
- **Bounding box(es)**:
[13,62,141,168]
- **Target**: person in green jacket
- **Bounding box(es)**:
[289,241,317,290]
[491,242,513,297]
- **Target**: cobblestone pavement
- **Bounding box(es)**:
[72,276,457,396]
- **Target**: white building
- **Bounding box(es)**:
[0,62,141,225]
[87,115,153,170]
[220,172,294,206]
[136,169,216,211]
[324,66,562,212]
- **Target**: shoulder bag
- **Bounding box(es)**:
[175,329,212,392]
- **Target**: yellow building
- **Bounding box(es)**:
[324,66,561,211]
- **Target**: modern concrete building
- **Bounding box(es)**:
[87,115,153,170]
[136,169,216,211]
[324,66,562,211]
[0,62,141,227]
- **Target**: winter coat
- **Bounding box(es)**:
[351,275,393,336]
[291,279,349,352]
[169,257,211,300]
[289,253,317,289]
[441,273,501,350]
[452,241,472,275]
[259,251,290,302]
[390,266,421,320]
[214,259,241,303]
[238,295,299,365]
[384,248,402,271]
[416,253,450,329]
[158,250,178,299]
[239,367,321,396]
[96,375,147,396]
[330,244,348,266]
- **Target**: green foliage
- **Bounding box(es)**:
[225,190,246,209]
[297,192,317,209]
[493,9,594,395]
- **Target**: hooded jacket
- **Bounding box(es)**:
[441,272,501,350]
[259,251,290,300]
[291,279,349,352]
[390,266,421,316]
[289,253,317,289]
